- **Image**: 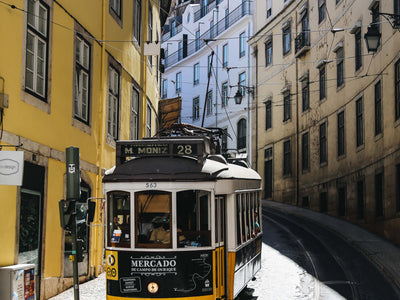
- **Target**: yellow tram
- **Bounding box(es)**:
[103,132,262,300]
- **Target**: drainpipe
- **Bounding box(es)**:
[93,0,107,277]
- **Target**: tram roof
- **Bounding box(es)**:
[102,155,261,182]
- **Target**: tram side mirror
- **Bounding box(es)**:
[87,200,96,224]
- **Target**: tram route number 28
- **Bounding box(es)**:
[175,144,193,155]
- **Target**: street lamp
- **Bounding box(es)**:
[233,85,254,105]
[364,12,400,52]
[364,25,381,52]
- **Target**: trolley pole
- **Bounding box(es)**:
[66,147,81,300]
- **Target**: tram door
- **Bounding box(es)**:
[215,196,226,299]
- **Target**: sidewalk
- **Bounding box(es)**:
[263,200,400,295]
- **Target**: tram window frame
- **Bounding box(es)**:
[236,194,241,246]
[135,191,172,248]
[177,190,212,248]
[107,191,131,248]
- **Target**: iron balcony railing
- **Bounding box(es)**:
[165,1,251,69]
[295,30,310,57]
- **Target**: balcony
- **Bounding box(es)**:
[165,1,251,69]
[295,31,310,58]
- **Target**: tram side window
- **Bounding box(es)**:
[135,191,172,248]
[236,194,241,246]
[107,191,131,248]
[177,190,211,247]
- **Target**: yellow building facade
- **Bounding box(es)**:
[0,0,164,298]
[250,0,400,245]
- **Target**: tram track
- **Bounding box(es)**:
[262,208,360,300]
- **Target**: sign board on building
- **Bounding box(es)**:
[0,151,24,186]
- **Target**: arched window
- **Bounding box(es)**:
[237,118,247,150]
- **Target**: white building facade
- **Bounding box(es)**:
[161,0,254,162]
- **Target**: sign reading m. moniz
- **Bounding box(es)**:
[0,151,24,185]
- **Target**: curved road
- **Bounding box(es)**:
[261,207,399,300]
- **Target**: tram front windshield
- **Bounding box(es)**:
[107,190,211,249]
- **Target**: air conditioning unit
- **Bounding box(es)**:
[0,264,35,300]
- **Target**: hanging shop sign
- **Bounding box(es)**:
[0,151,24,186]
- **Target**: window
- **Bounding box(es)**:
[375,81,382,135]
[319,64,326,100]
[338,185,346,217]
[193,97,200,120]
[395,0,400,16]
[265,100,272,130]
[130,86,139,140]
[264,148,273,198]
[171,20,176,37]
[208,54,213,74]
[320,192,327,213]
[223,43,228,68]
[162,79,167,98]
[110,0,121,18]
[206,90,213,115]
[375,172,384,217]
[302,132,309,171]
[74,35,91,124]
[135,191,172,248]
[225,8,229,29]
[176,72,182,93]
[301,196,309,208]
[319,122,327,164]
[336,47,344,87]
[239,32,246,58]
[107,66,120,139]
[319,0,326,24]
[195,30,200,51]
[133,0,141,43]
[356,98,364,147]
[301,76,309,112]
[357,179,365,219]
[222,82,228,107]
[210,20,214,39]
[147,3,153,64]
[177,191,211,247]
[337,111,345,156]
[371,2,380,33]
[282,25,291,55]
[283,140,291,176]
[178,41,183,60]
[396,164,400,212]
[241,0,246,16]
[107,191,130,248]
[193,63,199,85]
[237,118,247,150]
[266,0,272,18]
[221,128,228,153]
[25,0,49,99]
[146,101,152,137]
[355,29,363,71]
[283,92,291,122]
[395,59,400,121]
[265,38,272,67]
[239,72,246,97]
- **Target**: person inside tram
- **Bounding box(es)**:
[253,210,260,237]
[149,215,171,244]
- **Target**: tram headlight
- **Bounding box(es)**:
[147,282,159,294]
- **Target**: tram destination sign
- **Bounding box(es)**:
[117,138,209,164]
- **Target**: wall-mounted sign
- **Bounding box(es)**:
[0,151,24,186]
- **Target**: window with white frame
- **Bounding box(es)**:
[130,86,139,140]
[194,63,199,85]
[107,66,120,139]
[74,35,91,123]
[193,96,200,120]
[266,0,272,18]
[146,100,152,137]
[110,0,121,18]
[222,82,228,107]
[176,72,182,93]
[162,79,168,98]
[206,90,213,115]
[25,0,49,99]
[239,72,246,96]
[239,32,246,57]
[223,43,228,68]
[282,23,291,55]
[133,0,141,43]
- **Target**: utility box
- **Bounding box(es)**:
[0,264,35,300]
